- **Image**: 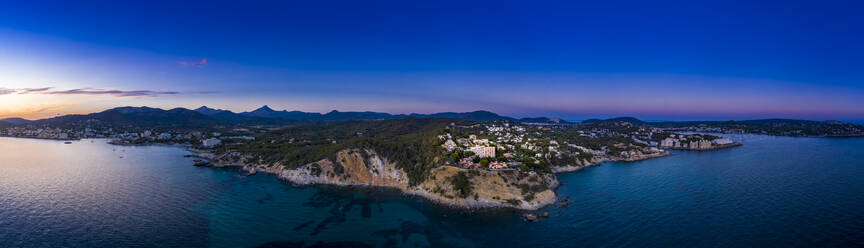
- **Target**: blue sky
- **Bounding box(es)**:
[0,0,862,120]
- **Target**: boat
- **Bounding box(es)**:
[64,141,72,144]
[523,213,538,222]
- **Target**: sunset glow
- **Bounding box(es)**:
[1,1,863,121]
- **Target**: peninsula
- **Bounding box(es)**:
[3,106,861,210]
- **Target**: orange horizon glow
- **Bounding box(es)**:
[0,92,130,120]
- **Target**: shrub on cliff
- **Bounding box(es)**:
[449,171,473,198]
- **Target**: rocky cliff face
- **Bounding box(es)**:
[551,157,607,173]
[551,150,670,173]
[279,149,410,188]
[204,149,558,210]
[414,166,557,210]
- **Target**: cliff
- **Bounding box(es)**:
[550,150,670,173]
[200,149,558,210]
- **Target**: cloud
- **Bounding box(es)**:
[1,86,215,98]
[17,87,54,93]
[180,58,209,67]
[45,88,179,97]
[0,88,15,95]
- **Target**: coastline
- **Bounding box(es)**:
[188,148,680,211]
[662,142,743,151]
[0,135,738,211]
[0,135,78,141]
[552,150,671,173]
[190,149,559,211]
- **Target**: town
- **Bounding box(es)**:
[0,124,244,148]
[432,120,740,173]
[0,116,742,176]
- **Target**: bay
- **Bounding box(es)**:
[1,134,863,247]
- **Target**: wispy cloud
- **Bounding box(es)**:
[0,87,194,97]
[180,58,209,67]
[45,88,179,97]
[18,87,54,93]
[0,88,16,95]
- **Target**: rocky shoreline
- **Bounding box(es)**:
[77,137,733,211]
[664,142,742,151]
[0,135,78,141]
[189,149,562,210]
[186,147,690,211]
[551,150,671,173]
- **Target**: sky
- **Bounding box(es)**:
[0,0,862,121]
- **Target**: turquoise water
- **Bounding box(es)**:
[1,135,863,247]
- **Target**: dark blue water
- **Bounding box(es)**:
[1,135,863,248]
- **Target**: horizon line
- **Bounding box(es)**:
[3,105,862,124]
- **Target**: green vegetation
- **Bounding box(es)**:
[524,192,535,202]
[310,163,322,177]
[220,118,469,185]
[449,171,473,198]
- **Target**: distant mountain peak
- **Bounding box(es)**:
[242,105,294,118]
[194,106,232,116]
[257,105,275,112]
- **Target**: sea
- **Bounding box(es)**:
[1,134,863,248]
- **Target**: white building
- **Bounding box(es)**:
[713,138,734,145]
[441,139,457,151]
[660,138,676,147]
[469,146,496,158]
[202,138,222,148]
[489,161,507,169]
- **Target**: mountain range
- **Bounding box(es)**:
[0,118,32,125]
[197,105,565,123]
[0,106,569,129]
[3,106,858,133]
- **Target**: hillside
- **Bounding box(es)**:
[223,117,462,184]
[409,111,514,122]
[0,118,32,125]
[581,117,646,125]
[649,119,864,136]
[32,107,224,130]
[578,117,864,137]
[7,106,520,131]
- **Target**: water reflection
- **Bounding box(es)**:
[3,136,864,248]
